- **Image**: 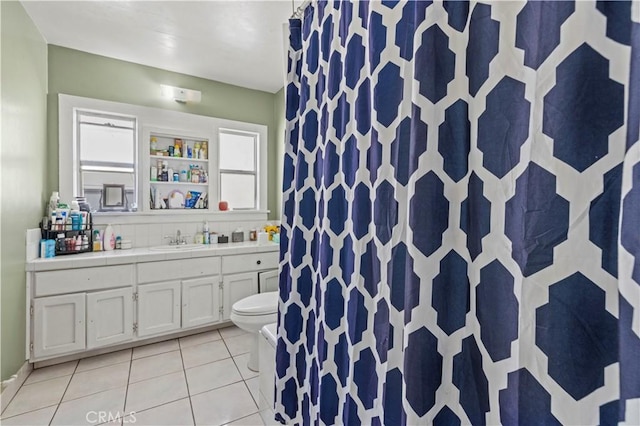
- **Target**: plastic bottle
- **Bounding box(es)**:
[103,225,116,251]
[203,221,209,244]
[93,230,102,251]
[48,191,59,217]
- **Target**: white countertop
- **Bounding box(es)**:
[27,241,280,272]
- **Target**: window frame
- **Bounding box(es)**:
[74,109,138,211]
[218,128,259,210]
[59,95,269,219]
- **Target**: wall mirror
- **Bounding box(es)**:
[102,184,125,209]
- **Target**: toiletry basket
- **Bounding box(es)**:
[40,213,93,256]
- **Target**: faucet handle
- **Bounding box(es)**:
[163,235,176,245]
[179,234,191,244]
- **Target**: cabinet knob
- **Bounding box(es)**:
[257,260,261,265]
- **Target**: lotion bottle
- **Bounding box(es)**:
[203,221,210,244]
[103,224,116,251]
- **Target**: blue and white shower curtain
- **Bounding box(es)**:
[276,1,640,424]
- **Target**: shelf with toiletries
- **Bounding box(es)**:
[144,128,212,211]
[149,155,208,164]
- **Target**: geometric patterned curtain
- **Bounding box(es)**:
[276,1,640,424]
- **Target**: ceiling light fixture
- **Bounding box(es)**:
[160,84,202,104]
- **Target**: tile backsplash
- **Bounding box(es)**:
[94,219,278,248]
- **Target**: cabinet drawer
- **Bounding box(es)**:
[137,257,221,284]
[35,265,135,297]
[222,252,278,275]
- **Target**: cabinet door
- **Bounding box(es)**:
[33,293,85,359]
[222,272,259,320]
[87,288,133,349]
[182,276,221,328]
[137,281,181,337]
[258,270,279,293]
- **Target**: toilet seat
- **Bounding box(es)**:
[232,292,278,316]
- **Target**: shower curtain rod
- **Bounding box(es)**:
[291,0,311,19]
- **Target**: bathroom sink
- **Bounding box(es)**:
[148,244,208,251]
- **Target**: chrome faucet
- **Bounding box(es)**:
[164,229,189,245]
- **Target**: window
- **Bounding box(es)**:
[75,110,137,211]
[218,129,259,210]
[60,95,269,217]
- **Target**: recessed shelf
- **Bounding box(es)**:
[150,181,208,186]
[150,155,208,163]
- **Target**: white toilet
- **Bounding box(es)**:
[230,291,279,372]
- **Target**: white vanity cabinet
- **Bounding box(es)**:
[259,270,279,293]
[137,281,182,337]
[87,287,134,349]
[33,293,86,359]
[27,247,279,363]
[31,264,135,359]
[222,272,259,320]
[221,251,279,319]
[136,257,221,336]
[182,276,221,328]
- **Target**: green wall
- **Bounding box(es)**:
[1,1,48,381]
[47,45,282,219]
[273,87,286,221]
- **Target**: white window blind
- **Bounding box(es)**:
[218,129,258,210]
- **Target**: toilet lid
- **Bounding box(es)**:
[232,292,278,316]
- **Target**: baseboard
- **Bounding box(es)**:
[0,361,32,414]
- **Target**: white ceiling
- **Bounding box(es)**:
[21,0,297,93]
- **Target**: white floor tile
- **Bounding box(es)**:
[1,375,70,418]
[191,382,258,426]
[132,339,179,360]
[76,349,132,373]
[97,419,122,426]
[0,405,56,425]
[181,340,230,369]
[125,371,188,413]
[224,333,254,356]
[24,361,77,385]
[129,350,183,383]
[259,408,278,426]
[245,377,260,405]
[52,387,126,426]
[63,361,130,402]
[219,325,247,340]
[224,412,265,426]
[179,330,221,349]
[127,398,193,426]
[233,353,258,380]
[185,358,242,396]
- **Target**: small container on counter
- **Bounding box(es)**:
[194,232,204,244]
[232,230,244,243]
[218,235,229,244]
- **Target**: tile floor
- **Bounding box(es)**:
[1,326,270,426]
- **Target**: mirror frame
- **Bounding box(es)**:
[102,184,126,209]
